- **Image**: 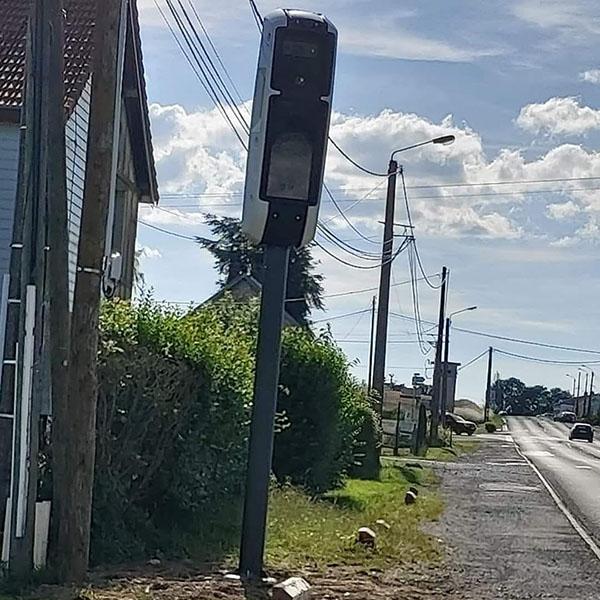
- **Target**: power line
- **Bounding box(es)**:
[389,311,600,356]
[284,272,442,302]
[495,349,600,365]
[138,220,198,240]
[313,236,410,270]
[317,222,382,260]
[328,137,388,177]
[156,0,248,149]
[400,169,443,290]
[187,0,249,109]
[312,308,371,324]
[458,349,489,371]
[339,303,371,340]
[248,0,264,29]
[158,182,600,201]
[322,183,380,244]
[174,0,249,135]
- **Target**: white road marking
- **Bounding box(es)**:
[576,465,593,470]
[513,442,600,563]
[524,450,554,457]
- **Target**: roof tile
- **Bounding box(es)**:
[0,0,95,112]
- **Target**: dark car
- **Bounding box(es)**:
[569,423,594,443]
[555,411,577,423]
[445,413,476,436]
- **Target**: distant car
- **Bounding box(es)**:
[445,413,476,436]
[555,411,577,423]
[569,423,594,443]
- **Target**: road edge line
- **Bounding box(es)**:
[513,441,600,562]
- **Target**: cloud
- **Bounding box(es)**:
[580,69,600,84]
[149,102,246,198]
[340,21,501,63]
[136,245,163,260]
[139,1,502,64]
[512,0,600,37]
[516,97,600,136]
[149,101,600,245]
[546,200,581,220]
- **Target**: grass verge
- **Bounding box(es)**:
[266,464,442,570]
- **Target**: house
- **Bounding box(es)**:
[199,274,302,327]
[0,0,157,560]
[0,0,158,301]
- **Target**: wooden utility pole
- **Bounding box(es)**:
[46,0,70,566]
[484,347,493,421]
[53,0,124,582]
[372,159,398,406]
[429,266,447,444]
[367,295,376,390]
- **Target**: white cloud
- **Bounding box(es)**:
[136,245,162,260]
[512,0,600,37]
[516,97,600,136]
[580,69,600,84]
[546,200,581,220]
[149,100,600,245]
[149,102,246,197]
[340,21,501,63]
[139,205,209,227]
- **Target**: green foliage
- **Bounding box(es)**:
[484,422,497,433]
[91,296,378,563]
[492,377,572,415]
[274,328,379,493]
[93,297,255,563]
[196,215,324,325]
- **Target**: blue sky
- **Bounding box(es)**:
[135,0,600,403]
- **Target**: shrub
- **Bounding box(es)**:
[90,297,379,562]
[92,298,255,563]
[484,422,497,433]
[274,328,379,492]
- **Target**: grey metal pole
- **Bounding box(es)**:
[239,244,290,580]
[372,160,398,406]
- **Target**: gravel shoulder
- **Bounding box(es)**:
[431,432,600,599]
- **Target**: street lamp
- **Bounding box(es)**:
[372,135,456,405]
[441,306,477,421]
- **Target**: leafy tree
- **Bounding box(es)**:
[493,378,571,415]
[196,215,324,325]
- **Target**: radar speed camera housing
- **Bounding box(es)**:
[242,9,337,248]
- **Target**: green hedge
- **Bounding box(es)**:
[274,327,379,492]
[91,298,378,563]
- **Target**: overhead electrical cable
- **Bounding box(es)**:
[494,349,600,366]
[458,349,489,371]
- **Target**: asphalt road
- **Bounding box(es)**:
[509,415,600,544]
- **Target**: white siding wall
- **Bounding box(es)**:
[65,78,91,303]
[0,125,20,279]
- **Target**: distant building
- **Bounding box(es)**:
[381,381,432,448]
[198,274,301,327]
